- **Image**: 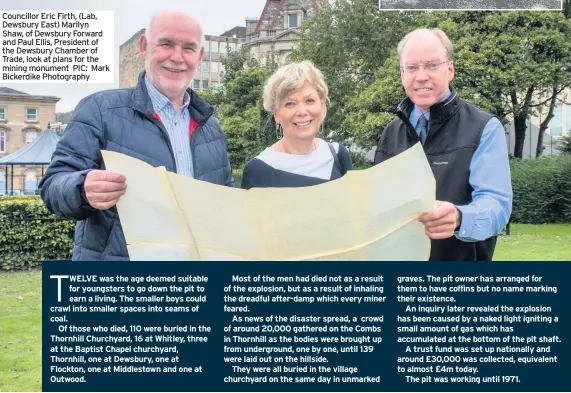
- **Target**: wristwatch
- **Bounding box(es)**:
[455,208,462,231]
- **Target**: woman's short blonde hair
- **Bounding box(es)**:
[263,60,329,113]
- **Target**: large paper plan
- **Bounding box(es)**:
[102,143,435,261]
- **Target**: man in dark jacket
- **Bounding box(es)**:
[374,28,512,261]
[40,10,234,260]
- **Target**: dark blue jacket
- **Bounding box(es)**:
[39,72,234,260]
[374,93,494,261]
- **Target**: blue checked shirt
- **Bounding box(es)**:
[409,90,513,242]
[145,79,194,178]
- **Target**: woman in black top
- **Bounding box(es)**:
[241,61,352,190]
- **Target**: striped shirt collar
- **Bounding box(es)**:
[144,78,190,114]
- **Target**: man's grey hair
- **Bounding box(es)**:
[144,11,204,47]
[397,28,454,65]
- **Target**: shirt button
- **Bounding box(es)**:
[174,122,178,126]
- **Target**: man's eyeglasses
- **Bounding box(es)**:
[400,60,450,75]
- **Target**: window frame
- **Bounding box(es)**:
[288,13,298,28]
[25,129,38,145]
[26,108,37,122]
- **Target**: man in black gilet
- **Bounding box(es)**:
[374,28,512,261]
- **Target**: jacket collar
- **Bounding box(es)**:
[396,88,461,124]
[131,71,214,125]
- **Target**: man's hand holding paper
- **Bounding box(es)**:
[83,170,127,210]
[418,201,461,240]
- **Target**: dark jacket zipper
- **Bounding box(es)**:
[141,111,178,173]
[188,122,202,178]
[397,110,423,144]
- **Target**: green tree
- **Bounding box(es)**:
[558,134,571,155]
[344,11,571,156]
[292,0,418,143]
[434,12,571,158]
[220,46,259,85]
[536,85,562,158]
[536,1,571,157]
[196,89,222,107]
[343,55,404,148]
[215,49,280,169]
[217,67,266,168]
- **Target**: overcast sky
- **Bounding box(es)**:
[0,0,266,111]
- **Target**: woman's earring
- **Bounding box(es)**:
[276,124,283,140]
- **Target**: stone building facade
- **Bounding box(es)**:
[119,29,145,89]
[244,0,328,65]
[0,87,59,194]
[119,28,243,90]
[194,33,243,91]
[119,1,328,90]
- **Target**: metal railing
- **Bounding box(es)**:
[0,188,39,196]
